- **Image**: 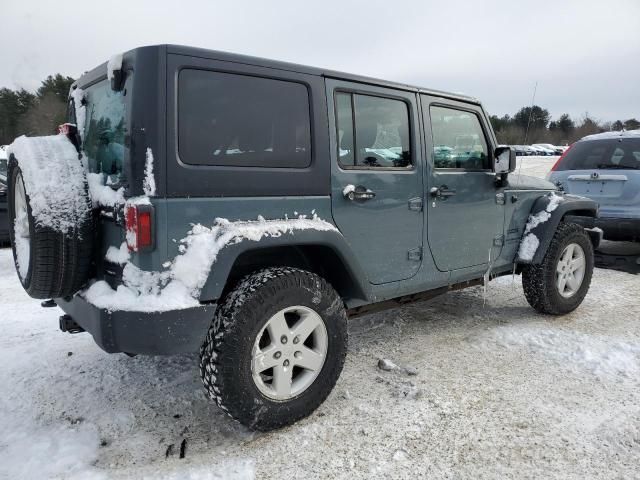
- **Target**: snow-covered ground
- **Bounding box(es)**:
[1,157,639,479]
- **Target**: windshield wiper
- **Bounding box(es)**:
[595,164,639,170]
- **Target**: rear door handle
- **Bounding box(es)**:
[344,185,376,201]
[430,185,456,199]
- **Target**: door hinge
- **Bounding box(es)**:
[493,235,505,247]
[495,193,506,205]
[408,197,423,211]
[408,247,423,261]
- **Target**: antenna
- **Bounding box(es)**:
[523,81,538,145]
[517,81,538,179]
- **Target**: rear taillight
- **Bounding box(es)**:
[125,203,154,252]
[551,144,572,171]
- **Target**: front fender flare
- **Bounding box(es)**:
[518,194,598,264]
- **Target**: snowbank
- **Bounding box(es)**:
[6,135,90,233]
[84,215,339,312]
[518,192,563,261]
[485,325,640,378]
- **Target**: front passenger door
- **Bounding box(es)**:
[422,98,504,272]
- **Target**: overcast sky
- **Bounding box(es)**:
[2,0,639,122]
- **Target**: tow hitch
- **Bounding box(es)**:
[59,315,85,334]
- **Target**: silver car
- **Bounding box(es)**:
[547,130,640,241]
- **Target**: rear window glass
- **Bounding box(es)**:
[81,80,128,183]
[557,139,640,170]
[178,69,311,168]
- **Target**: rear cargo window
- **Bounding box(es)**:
[557,139,640,170]
[81,80,128,182]
[178,69,311,168]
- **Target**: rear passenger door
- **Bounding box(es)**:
[327,80,424,285]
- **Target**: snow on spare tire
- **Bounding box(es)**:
[7,134,93,298]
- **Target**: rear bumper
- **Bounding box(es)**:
[594,217,640,242]
[56,295,216,355]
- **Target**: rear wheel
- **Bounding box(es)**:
[199,267,348,431]
[522,222,594,315]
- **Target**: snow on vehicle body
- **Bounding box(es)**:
[6,45,601,430]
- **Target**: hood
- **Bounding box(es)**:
[505,173,557,191]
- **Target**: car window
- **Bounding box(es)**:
[82,80,128,183]
[335,92,411,169]
[556,139,640,170]
[429,106,489,170]
[178,69,311,168]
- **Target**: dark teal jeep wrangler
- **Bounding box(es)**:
[6,45,600,430]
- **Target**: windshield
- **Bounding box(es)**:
[556,138,640,170]
[77,80,128,184]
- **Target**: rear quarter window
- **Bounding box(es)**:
[178,69,312,168]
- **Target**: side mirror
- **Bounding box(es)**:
[494,146,516,174]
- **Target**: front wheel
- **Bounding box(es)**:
[522,222,594,315]
[199,267,348,431]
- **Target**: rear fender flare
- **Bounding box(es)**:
[198,228,370,304]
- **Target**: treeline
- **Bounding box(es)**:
[1,74,638,149]
[490,105,639,146]
[0,74,75,145]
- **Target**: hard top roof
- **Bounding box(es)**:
[76,45,480,105]
[165,44,479,104]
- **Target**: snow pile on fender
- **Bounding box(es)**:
[6,135,90,233]
[518,192,564,261]
[84,215,339,312]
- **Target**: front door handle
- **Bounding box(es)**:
[344,185,376,201]
[430,185,456,199]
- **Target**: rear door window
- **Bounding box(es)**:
[178,69,311,168]
[335,92,411,169]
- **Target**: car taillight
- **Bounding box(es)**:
[125,203,154,252]
[551,144,572,171]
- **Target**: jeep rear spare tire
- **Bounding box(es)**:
[199,267,348,431]
[7,135,94,299]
